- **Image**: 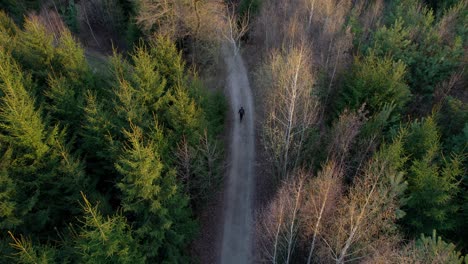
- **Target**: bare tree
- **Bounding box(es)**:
[135,0,224,42]
[320,153,401,263]
[175,130,223,205]
[327,107,367,167]
[257,173,306,263]
[175,136,194,191]
[221,3,249,55]
[301,162,343,264]
[260,44,319,179]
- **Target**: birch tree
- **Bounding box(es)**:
[301,162,343,264]
[257,173,306,263]
[260,45,318,179]
[320,135,407,263]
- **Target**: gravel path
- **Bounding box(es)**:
[220,45,256,264]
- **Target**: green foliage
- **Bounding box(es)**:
[60,0,78,33]
[335,52,410,117]
[375,131,409,220]
[150,36,185,89]
[80,90,119,180]
[0,11,18,51]
[437,97,468,154]
[189,80,227,137]
[0,0,40,23]
[403,117,462,236]
[0,151,19,229]
[411,230,466,263]
[0,48,89,234]
[76,193,145,264]
[0,9,224,262]
[8,231,57,264]
[372,0,464,95]
[404,116,441,160]
[164,86,202,144]
[14,15,55,84]
[115,124,196,262]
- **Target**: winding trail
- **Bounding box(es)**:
[220,45,255,264]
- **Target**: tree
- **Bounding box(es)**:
[301,162,343,264]
[0,48,89,235]
[371,0,464,96]
[7,232,57,264]
[257,172,306,263]
[403,117,462,236]
[14,14,55,85]
[320,134,407,263]
[134,0,224,42]
[335,52,410,118]
[260,45,319,179]
[400,230,466,263]
[76,192,145,264]
[115,124,196,262]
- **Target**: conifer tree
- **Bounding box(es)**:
[7,232,57,264]
[0,11,18,51]
[14,15,55,85]
[403,117,462,236]
[115,124,196,262]
[401,230,466,263]
[150,36,185,89]
[0,48,89,234]
[76,193,145,264]
[372,0,464,95]
[335,52,410,117]
[80,91,119,180]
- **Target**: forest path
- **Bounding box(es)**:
[220,45,256,264]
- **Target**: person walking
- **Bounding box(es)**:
[238,107,245,123]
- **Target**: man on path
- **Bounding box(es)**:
[238,107,245,122]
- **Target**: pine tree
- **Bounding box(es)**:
[7,231,57,264]
[403,117,462,236]
[0,48,89,235]
[80,91,119,182]
[76,193,145,264]
[43,28,90,130]
[150,36,185,90]
[0,11,18,51]
[115,124,196,262]
[14,15,55,85]
[0,148,19,229]
[163,86,202,145]
[402,230,466,263]
[335,52,410,118]
[373,0,464,95]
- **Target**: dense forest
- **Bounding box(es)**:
[0,0,466,263]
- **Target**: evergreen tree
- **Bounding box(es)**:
[115,124,196,262]
[164,86,202,145]
[0,148,19,229]
[403,117,462,236]
[373,0,464,95]
[335,52,410,117]
[80,90,119,184]
[0,48,89,235]
[150,36,185,89]
[404,230,466,263]
[7,232,57,264]
[0,11,18,51]
[14,15,55,86]
[76,193,145,264]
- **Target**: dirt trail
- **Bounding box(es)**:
[220,45,256,264]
